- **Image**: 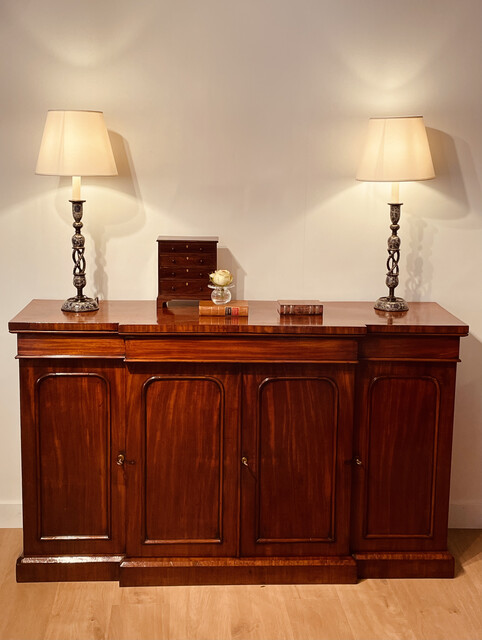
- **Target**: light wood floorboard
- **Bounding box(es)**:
[0,529,480,640]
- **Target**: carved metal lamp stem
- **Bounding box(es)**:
[61,200,99,313]
[374,203,409,312]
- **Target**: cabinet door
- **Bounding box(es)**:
[351,361,457,552]
[240,364,354,557]
[19,360,126,556]
[126,364,239,557]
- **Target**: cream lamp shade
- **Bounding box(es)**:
[356,116,435,183]
[35,109,117,313]
[356,115,435,313]
[36,110,117,177]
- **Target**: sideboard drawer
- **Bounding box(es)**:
[17,333,125,358]
[125,336,358,363]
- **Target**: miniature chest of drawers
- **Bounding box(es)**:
[157,236,218,307]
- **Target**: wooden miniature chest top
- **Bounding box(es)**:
[157,236,218,307]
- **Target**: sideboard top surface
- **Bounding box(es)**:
[8,300,469,337]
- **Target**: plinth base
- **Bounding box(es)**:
[354,551,455,579]
[119,556,358,586]
[374,296,409,312]
[16,554,122,582]
[61,296,99,313]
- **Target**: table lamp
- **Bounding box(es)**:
[36,110,117,312]
[356,116,435,311]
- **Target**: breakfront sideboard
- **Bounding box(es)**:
[9,300,468,585]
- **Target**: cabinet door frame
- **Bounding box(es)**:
[240,363,355,557]
[351,360,458,552]
[19,358,126,556]
[125,363,240,558]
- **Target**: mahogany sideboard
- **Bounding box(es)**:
[9,300,468,586]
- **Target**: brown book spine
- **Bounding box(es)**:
[278,304,323,315]
[199,302,249,316]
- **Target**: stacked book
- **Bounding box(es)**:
[277,300,324,315]
[199,301,249,316]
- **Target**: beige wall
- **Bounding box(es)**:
[0,0,481,526]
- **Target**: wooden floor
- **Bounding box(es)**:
[0,529,480,640]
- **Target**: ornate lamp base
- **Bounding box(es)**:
[374,296,409,312]
[62,296,99,313]
[375,202,409,313]
[60,200,99,313]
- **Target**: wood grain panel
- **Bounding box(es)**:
[17,333,125,358]
[364,376,439,538]
[241,365,355,558]
[19,360,126,557]
[9,299,468,336]
[256,377,337,542]
[16,554,123,582]
[354,551,454,578]
[36,373,111,539]
[125,337,358,363]
[359,335,461,361]
[142,377,223,543]
[119,556,357,586]
[125,366,238,559]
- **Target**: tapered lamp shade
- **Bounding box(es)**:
[356,116,435,182]
[36,110,117,177]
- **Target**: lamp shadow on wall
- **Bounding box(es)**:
[404,127,476,302]
[87,131,145,300]
[217,247,246,300]
[426,128,476,220]
[404,216,434,302]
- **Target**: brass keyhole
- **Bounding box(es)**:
[116,452,136,467]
